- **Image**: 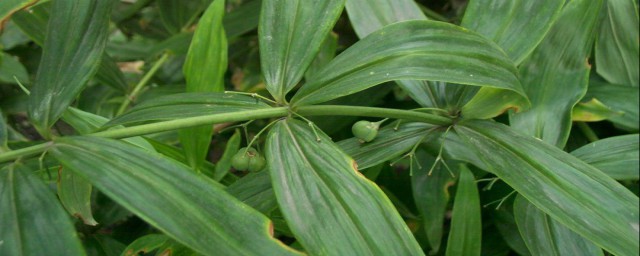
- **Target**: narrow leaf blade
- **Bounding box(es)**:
[445,165,481,256]
[266,119,424,255]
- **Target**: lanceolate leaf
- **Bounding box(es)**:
[57,168,97,226]
[106,92,270,126]
[27,0,115,138]
[509,0,603,148]
[595,0,639,87]
[461,0,565,64]
[0,164,86,256]
[50,136,300,256]
[259,0,345,102]
[445,165,481,256]
[571,134,639,180]
[514,195,603,256]
[213,129,241,181]
[291,20,528,111]
[266,119,424,255]
[345,0,426,39]
[455,119,639,256]
[180,0,228,170]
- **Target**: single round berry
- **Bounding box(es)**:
[352,120,378,142]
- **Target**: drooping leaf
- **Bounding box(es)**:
[106,92,270,127]
[0,164,86,256]
[514,195,604,256]
[585,79,639,131]
[27,0,115,138]
[344,0,426,39]
[225,170,278,215]
[180,0,228,170]
[266,119,424,255]
[595,0,639,87]
[571,134,639,180]
[291,20,528,115]
[259,0,345,102]
[461,0,565,64]
[213,129,241,181]
[50,136,300,256]
[0,0,37,30]
[445,165,481,256]
[411,150,457,254]
[339,122,436,169]
[455,119,639,256]
[157,0,209,34]
[509,0,602,148]
[57,168,97,226]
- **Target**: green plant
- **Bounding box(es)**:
[0,0,638,255]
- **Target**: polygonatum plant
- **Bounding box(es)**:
[0,0,638,255]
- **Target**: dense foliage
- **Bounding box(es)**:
[0,0,638,255]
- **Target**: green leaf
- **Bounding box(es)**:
[595,0,639,87]
[27,0,115,138]
[266,119,424,255]
[445,165,481,256]
[291,20,528,112]
[0,164,86,256]
[492,205,531,256]
[57,168,97,226]
[461,0,565,64]
[411,150,457,254]
[571,134,639,180]
[0,52,29,84]
[572,98,622,122]
[180,0,228,170]
[106,92,270,127]
[455,119,639,256]
[213,129,241,181]
[509,0,602,148]
[225,170,278,214]
[259,0,345,102]
[0,109,8,152]
[50,136,300,256]
[344,0,426,38]
[305,32,338,80]
[157,0,209,34]
[223,0,261,38]
[514,195,603,256]
[585,80,639,131]
[0,0,36,29]
[121,234,169,256]
[339,122,436,169]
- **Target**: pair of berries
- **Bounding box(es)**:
[231,147,266,172]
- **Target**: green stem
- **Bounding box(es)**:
[576,122,599,142]
[0,105,453,163]
[116,52,171,116]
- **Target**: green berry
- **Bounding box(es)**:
[352,120,378,142]
[231,147,265,172]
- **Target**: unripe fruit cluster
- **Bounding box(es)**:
[352,120,379,143]
[231,147,266,172]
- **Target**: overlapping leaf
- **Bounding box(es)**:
[106,92,270,126]
[455,119,639,256]
[0,164,86,256]
[266,119,424,255]
[509,0,602,148]
[345,0,425,39]
[514,195,603,256]
[0,0,36,30]
[27,0,115,137]
[50,136,300,256]
[585,80,639,131]
[571,134,639,180]
[445,165,481,256]
[259,0,345,102]
[291,20,527,112]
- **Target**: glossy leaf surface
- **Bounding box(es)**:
[51,136,300,256]
[595,0,639,87]
[455,119,639,256]
[259,0,345,102]
[571,134,639,180]
[514,195,603,256]
[445,165,481,256]
[107,92,270,126]
[180,0,227,169]
[510,0,602,148]
[266,119,424,255]
[291,20,527,112]
[0,164,86,256]
[27,0,114,137]
[461,0,565,64]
